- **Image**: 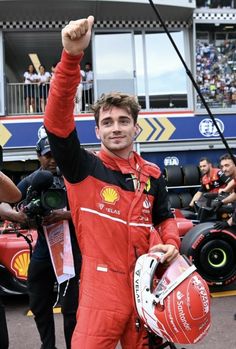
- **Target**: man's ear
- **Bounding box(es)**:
[134,124,140,137]
[95,126,100,140]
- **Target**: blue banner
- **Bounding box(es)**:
[0,112,235,149]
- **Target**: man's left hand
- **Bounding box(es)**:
[149,244,179,264]
[62,16,94,56]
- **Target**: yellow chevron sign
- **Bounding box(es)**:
[0,123,12,146]
[136,117,176,142]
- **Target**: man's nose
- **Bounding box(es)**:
[112,122,121,132]
[49,157,56,165]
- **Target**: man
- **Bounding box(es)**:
[0,171,22,349]
[189,156,230,208]
[214,153,236,230]
[44,16,180,348]
[218,153,236,195]
[82,61,93,111]
[0,137,81,349]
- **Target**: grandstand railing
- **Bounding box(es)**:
[6,82,94,115]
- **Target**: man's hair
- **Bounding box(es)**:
[91,92,141,126]
[219,153,236,163]
[199,157,212,164]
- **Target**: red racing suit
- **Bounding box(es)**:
[200,168,230,193]
[44,50,180,349]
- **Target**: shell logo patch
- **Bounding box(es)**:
[100,186,120,205]
[11,250,30,280]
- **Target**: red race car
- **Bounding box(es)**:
[0,222,37,295]
[175,192,236,287]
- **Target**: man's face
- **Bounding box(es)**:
[38,152,57,173]
[199,160,211,175]
[220,159,236,177]
[85,64,91,72]
[95,106,138,158]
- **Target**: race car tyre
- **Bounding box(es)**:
[168,193,182,209]
[180,222,236,286]
[182,165,200,185]
[179,192,192,208]
[163,166,183,187]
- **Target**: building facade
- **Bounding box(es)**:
[0,0,235,174]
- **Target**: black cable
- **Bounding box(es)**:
[17,230,33,257]
[148,0,236,165]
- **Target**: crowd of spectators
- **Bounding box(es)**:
[20,35,236,114]
[23,64,52,113]
[196,39,236,108]
[23,62,93,114]
[196,0,235,8]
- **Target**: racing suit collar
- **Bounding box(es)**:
[98,149,161,180]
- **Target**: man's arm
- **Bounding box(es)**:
[44,16,94,139]
[189,190,202,207]
[0,171,21,203]
[0,203,27,224]
[42,209,71,225]
[219,178,235,194]
[150,176,180,263]
[44,17,95,182]
[221,191,236,205]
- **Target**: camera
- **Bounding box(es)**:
[22,170,67,225]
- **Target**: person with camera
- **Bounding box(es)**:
[44,16,180,348]
[0,137,81,349]
[0,170,22,349]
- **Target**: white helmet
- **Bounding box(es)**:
[134,252,211,344]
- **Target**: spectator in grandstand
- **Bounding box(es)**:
[37,65,51,113]
[82,62,93,111]
[189,157,231,209]
[50,63,58,83]
[196,37,236,108]
[197,0,233,8]
[74,69,85,114]
[23,64,38,113]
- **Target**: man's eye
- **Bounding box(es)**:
[121,119,129,124]
[103,120,112,126]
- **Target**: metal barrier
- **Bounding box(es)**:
[6,82,94,115]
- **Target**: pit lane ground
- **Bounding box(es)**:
[3,291,236,349]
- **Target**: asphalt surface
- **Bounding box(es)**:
[3,292,236,349]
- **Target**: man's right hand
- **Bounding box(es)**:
[0,203,27,224]
[62,16,94,56]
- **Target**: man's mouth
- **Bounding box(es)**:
[110,135,124,140]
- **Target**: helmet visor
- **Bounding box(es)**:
[154,255,194,299]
